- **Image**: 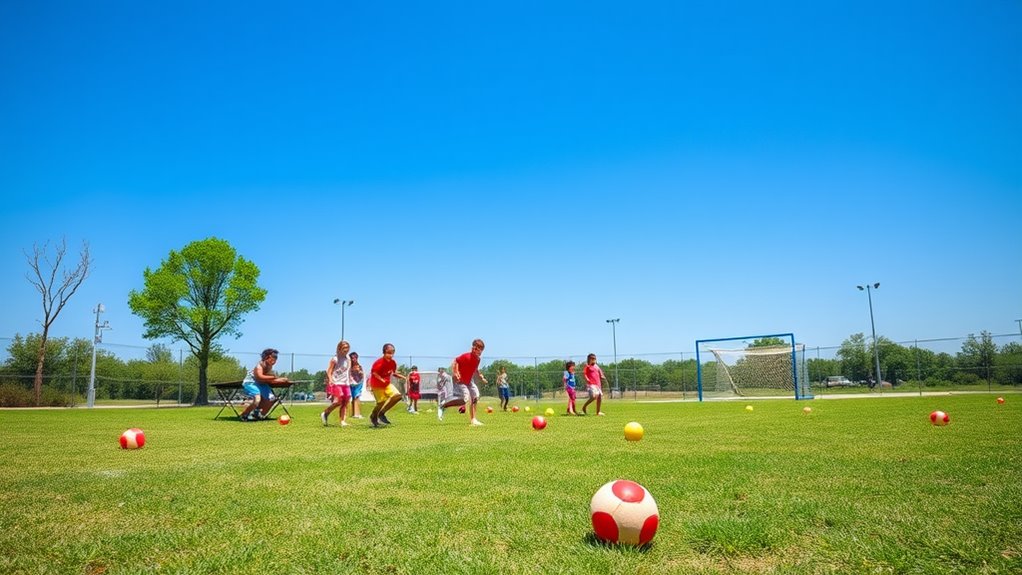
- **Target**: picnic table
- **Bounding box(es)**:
[212,380,294,421]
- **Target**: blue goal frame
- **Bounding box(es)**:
[695,332,811,401]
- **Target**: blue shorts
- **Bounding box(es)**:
[499,387,510,400]
[243,381,273,400]
[351,382,365,398]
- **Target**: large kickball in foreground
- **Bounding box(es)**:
[119,428,146,449]
[590,480,659,546]
[929,410,950,426]
[532,416,547,430]
[624,421,644,442]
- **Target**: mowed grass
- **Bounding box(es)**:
[1,395,1020,574]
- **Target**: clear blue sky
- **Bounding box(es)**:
[2,1,1020,371]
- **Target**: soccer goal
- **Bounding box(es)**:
[695,333,811,401]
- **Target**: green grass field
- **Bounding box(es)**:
[2,395,1020,574]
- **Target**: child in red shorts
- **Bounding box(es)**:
[406,365,421,414]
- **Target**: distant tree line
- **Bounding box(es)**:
[807,331,1022,387]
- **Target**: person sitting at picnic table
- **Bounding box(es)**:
[239,348,290,421]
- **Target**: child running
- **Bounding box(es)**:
[581,353,608,416]
[369,343,407,427]
[406,365,421,414]
[450,338,488,426]
[321,340,352,427]
[563,360,578,415]
[435,366,453,421]
[349,351,364,418]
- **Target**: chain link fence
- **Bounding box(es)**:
[2,332,1021,406]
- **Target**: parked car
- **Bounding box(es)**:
[824,376,856,388]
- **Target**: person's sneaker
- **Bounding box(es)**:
[320,412,329,427]
[470,419,484,426]
[597,412,606,416]
[379,414,392,426]
[340,420,349,427]
[239,414,250,422]
[437,406,444,421]
[353,414,364,419]
[370,414,380,427]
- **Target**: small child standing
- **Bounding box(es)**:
[349,352,365,419]
[582,353,608,416]
[406,365,421,414]
[321,341,352,427]
[563,360,578,415]
[369,343,407,427]
[496,366,510,411]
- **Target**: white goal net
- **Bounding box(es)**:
[696,334,811,400]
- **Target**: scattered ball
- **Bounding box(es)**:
[745,405,754,412]
[996,397,1005,404]
[624,422,644,442]
[119,428,146,449]
[544,407,555,417]
[458,405,466,414]
[512,406,520,413]
[802,406,813,414]
[590,480,659,546]
[486,406,494,413]
[524,406,531,412]
[532,416,547,430]
[278,414,291,426]
[929,410,950,426]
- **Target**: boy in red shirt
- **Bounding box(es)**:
[450,338,488,426]
[369,343,407,427]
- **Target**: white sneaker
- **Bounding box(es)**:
[437,406,444,421]
[353,415,364,419]
[320,412,328,427]
[340,420,349,427]
[470,419,484,426]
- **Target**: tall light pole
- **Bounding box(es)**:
[1016,319,1022,340]
[856,283,882,388]
[606,318,620,393]
[333,299,354,341]
[88,304,112,408]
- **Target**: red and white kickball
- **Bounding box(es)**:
[486,406,494,413]
[278,414,291,426]
[119,428,146,449]
[511,405,520,413]
[590,480,659,546]
[531,416,547,430]
[996,397,1005,404]
[929,410,950,426]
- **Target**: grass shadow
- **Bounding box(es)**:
[582,532,656,552]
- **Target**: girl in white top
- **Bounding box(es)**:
[321,341,353,427]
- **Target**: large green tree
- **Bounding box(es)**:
[128,237,265,405]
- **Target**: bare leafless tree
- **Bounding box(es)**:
[25,238,92,405]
